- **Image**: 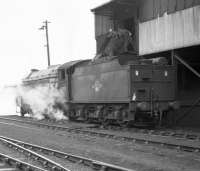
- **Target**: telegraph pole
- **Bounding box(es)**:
[39,20,51,67]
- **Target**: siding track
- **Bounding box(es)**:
[0,136,133,171]
[0,137,71,171]
[0,116,200,154]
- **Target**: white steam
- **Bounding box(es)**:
[17,85,68,120]
[0,86,17,115]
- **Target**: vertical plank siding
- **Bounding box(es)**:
[95,15,114,38]
[139,6,200,55]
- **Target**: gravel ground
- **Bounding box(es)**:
[0,120,200,171]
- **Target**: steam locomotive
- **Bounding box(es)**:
[16,52,178,127]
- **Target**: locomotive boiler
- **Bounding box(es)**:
[16,65,61,117]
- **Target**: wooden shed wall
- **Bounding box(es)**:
[139,6,200,55]
[95,15,114,37]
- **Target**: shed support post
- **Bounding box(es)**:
[171,50,174,65]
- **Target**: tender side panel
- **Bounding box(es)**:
[71,61,130,102]
[131,65,176,101]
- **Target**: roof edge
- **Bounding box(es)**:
[91,0,137,13]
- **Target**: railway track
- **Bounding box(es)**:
[0,135,133,171]
[0,152,47,171]
[0,137,71,171]
[0,116,200,154]
[1,116,200,141]
[131,128,200,141]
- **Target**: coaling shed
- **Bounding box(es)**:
[92,0,200,127]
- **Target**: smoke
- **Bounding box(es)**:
[0,86,18,116]
[17,85,68,120]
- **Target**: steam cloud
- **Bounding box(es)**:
[0,86,17,116]
[16,85,68,120]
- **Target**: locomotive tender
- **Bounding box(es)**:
[59,54,177,126]
[18,53,177,126]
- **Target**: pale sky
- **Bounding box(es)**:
[0,0,108,86]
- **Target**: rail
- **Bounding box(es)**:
[0,152,47,171]
[0,116,200,154]
[0,135,134,171]
[0,137,71,171]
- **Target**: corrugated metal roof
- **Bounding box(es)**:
[23,64,60,82]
